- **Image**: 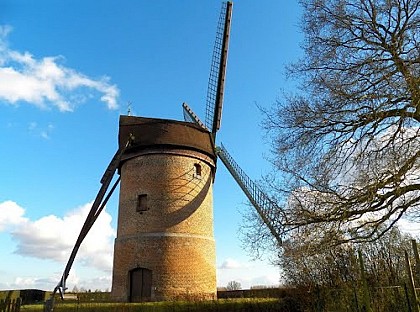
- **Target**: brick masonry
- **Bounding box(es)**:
[111,137,217,301]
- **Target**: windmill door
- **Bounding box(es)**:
[129,268,152,302]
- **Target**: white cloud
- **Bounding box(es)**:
[13,277,38,288]
[217,258,280,289]
[0,25,119,111]
[0,200,27,231]
[398,218,420,237]
[75,275,112,291]
[4,270,81,291]
[5,270,112,292]
[250,274,280,287]
[0,200,116,273]
[218,258,243,269]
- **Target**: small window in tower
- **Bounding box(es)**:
[194,163,202,178]
[137,194,148,212]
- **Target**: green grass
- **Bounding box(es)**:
[20,298,289,312]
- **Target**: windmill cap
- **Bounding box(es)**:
[118,115,217,165]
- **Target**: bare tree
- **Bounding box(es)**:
[264,0,420,246]
[226,280,242,291]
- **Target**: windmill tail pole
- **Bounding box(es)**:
[44,138,132,312]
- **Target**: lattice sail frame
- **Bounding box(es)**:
[217,143,284,245]
[205,1,233,138]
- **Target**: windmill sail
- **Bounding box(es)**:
[217,143,284,245]
[182,102,207,130]
[205,1,233,139]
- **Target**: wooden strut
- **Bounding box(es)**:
[45,139,131,312]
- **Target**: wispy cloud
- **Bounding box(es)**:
[0,25,119,111]
[28,122,54,139]
[218,258,243,269]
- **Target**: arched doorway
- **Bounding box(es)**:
[129,268,152,302]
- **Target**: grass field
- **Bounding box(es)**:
[20,298,296,312]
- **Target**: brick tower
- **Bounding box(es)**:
[111,115,217,302]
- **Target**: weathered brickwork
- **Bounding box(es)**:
[111,124,217,302]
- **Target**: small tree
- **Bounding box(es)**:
[279,225,412,288]
[226,280,242,291]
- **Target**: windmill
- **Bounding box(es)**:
[45,1,284,309]
[182,0,284,246]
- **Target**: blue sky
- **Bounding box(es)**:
[0,1,303,291]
